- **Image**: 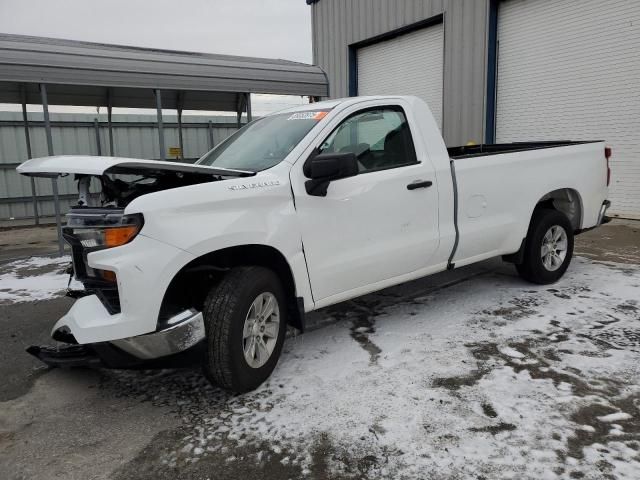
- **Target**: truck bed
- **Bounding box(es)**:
[448,140,600,160]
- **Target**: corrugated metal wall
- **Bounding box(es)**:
[310,0,489,146]
[0,112,241,219]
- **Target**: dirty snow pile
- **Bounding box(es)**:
[105,257,640,479]
[0,256,72,304]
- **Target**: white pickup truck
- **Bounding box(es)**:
[18,96,611,392]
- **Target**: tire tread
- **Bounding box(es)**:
[202,266,285,392]
[203,266,257,389]
[516,208,574,285]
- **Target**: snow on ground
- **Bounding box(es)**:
[101,257,640,479]
[0,256,72,304]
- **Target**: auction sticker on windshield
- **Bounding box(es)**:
[287,111,329,121]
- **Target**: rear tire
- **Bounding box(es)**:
[516,208,574,285]
[202,266,287,393]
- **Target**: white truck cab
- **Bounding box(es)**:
[18,96,611,392]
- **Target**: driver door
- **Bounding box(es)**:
[291,103,440,305]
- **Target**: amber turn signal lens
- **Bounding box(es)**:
[104,226,139,248]
[99,269,117,282]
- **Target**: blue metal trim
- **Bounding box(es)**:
[350,14,444,50]
[348,46,358,97]
[485,0,499,144]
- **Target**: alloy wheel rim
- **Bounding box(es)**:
[242,292,280,369]
[541,225,568,272]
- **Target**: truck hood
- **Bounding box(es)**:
[16,155,254,178]
[17,155,256,209]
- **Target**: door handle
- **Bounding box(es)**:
[407,180,433,190]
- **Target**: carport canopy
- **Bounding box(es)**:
[0,33,328,109]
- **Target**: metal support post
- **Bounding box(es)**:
[40,83,64,256]
[21,84,39,225]
[236,94,243,129]
[93,118,102,155]
[177,91,184,161]
[154,89,165,160]
[207,120,215,150]
[246,93,252,122]
[107,88,114,156]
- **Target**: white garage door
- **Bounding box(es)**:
[496,0,640,218]
[357,24,444,129]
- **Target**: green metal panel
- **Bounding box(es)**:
[0,112,242,219]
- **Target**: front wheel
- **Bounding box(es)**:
[202,266,287,393]
[516,208,574,285]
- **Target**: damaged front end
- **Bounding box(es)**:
[27,309,206,370]
[18,156,255,369]
[28,207,205,370]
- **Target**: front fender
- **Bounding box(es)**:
[124,165,314,312]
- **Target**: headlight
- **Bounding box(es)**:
[74,223,140,249]
[64,211,144,251]
[62,209,143,292]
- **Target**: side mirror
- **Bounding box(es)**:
[304,152,358,196]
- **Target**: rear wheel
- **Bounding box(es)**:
[516,208,574,284]
[202,266,287,392]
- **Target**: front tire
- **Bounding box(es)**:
[516,208,574,285]
[202,266,287,393]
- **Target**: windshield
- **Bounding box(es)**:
[197,109,331,172]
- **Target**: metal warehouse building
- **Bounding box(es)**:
[308,0,640,219]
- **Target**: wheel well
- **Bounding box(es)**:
[535,188,583,231]
[503,188,582,265]
[159,245,304,331]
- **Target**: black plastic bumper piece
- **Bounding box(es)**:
[26,344,103,368]
[27,341,205,370]
[576,201,613,235]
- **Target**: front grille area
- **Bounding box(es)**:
[61,207,141,316]
[95,286,121,314]
[64,231,122,315]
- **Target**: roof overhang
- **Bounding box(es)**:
[0,34,328,111]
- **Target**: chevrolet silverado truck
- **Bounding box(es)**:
[17,96,611,392]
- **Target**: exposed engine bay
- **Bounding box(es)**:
[74,162,255,208]
[77,172,214,208]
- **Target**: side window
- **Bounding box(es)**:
[319,107,417,173]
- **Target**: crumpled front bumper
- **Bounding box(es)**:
[28,232,207,368]
[28,308,206,368]
[53,234,196,344]
[110,309,205,360]
[26,344,103,368]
